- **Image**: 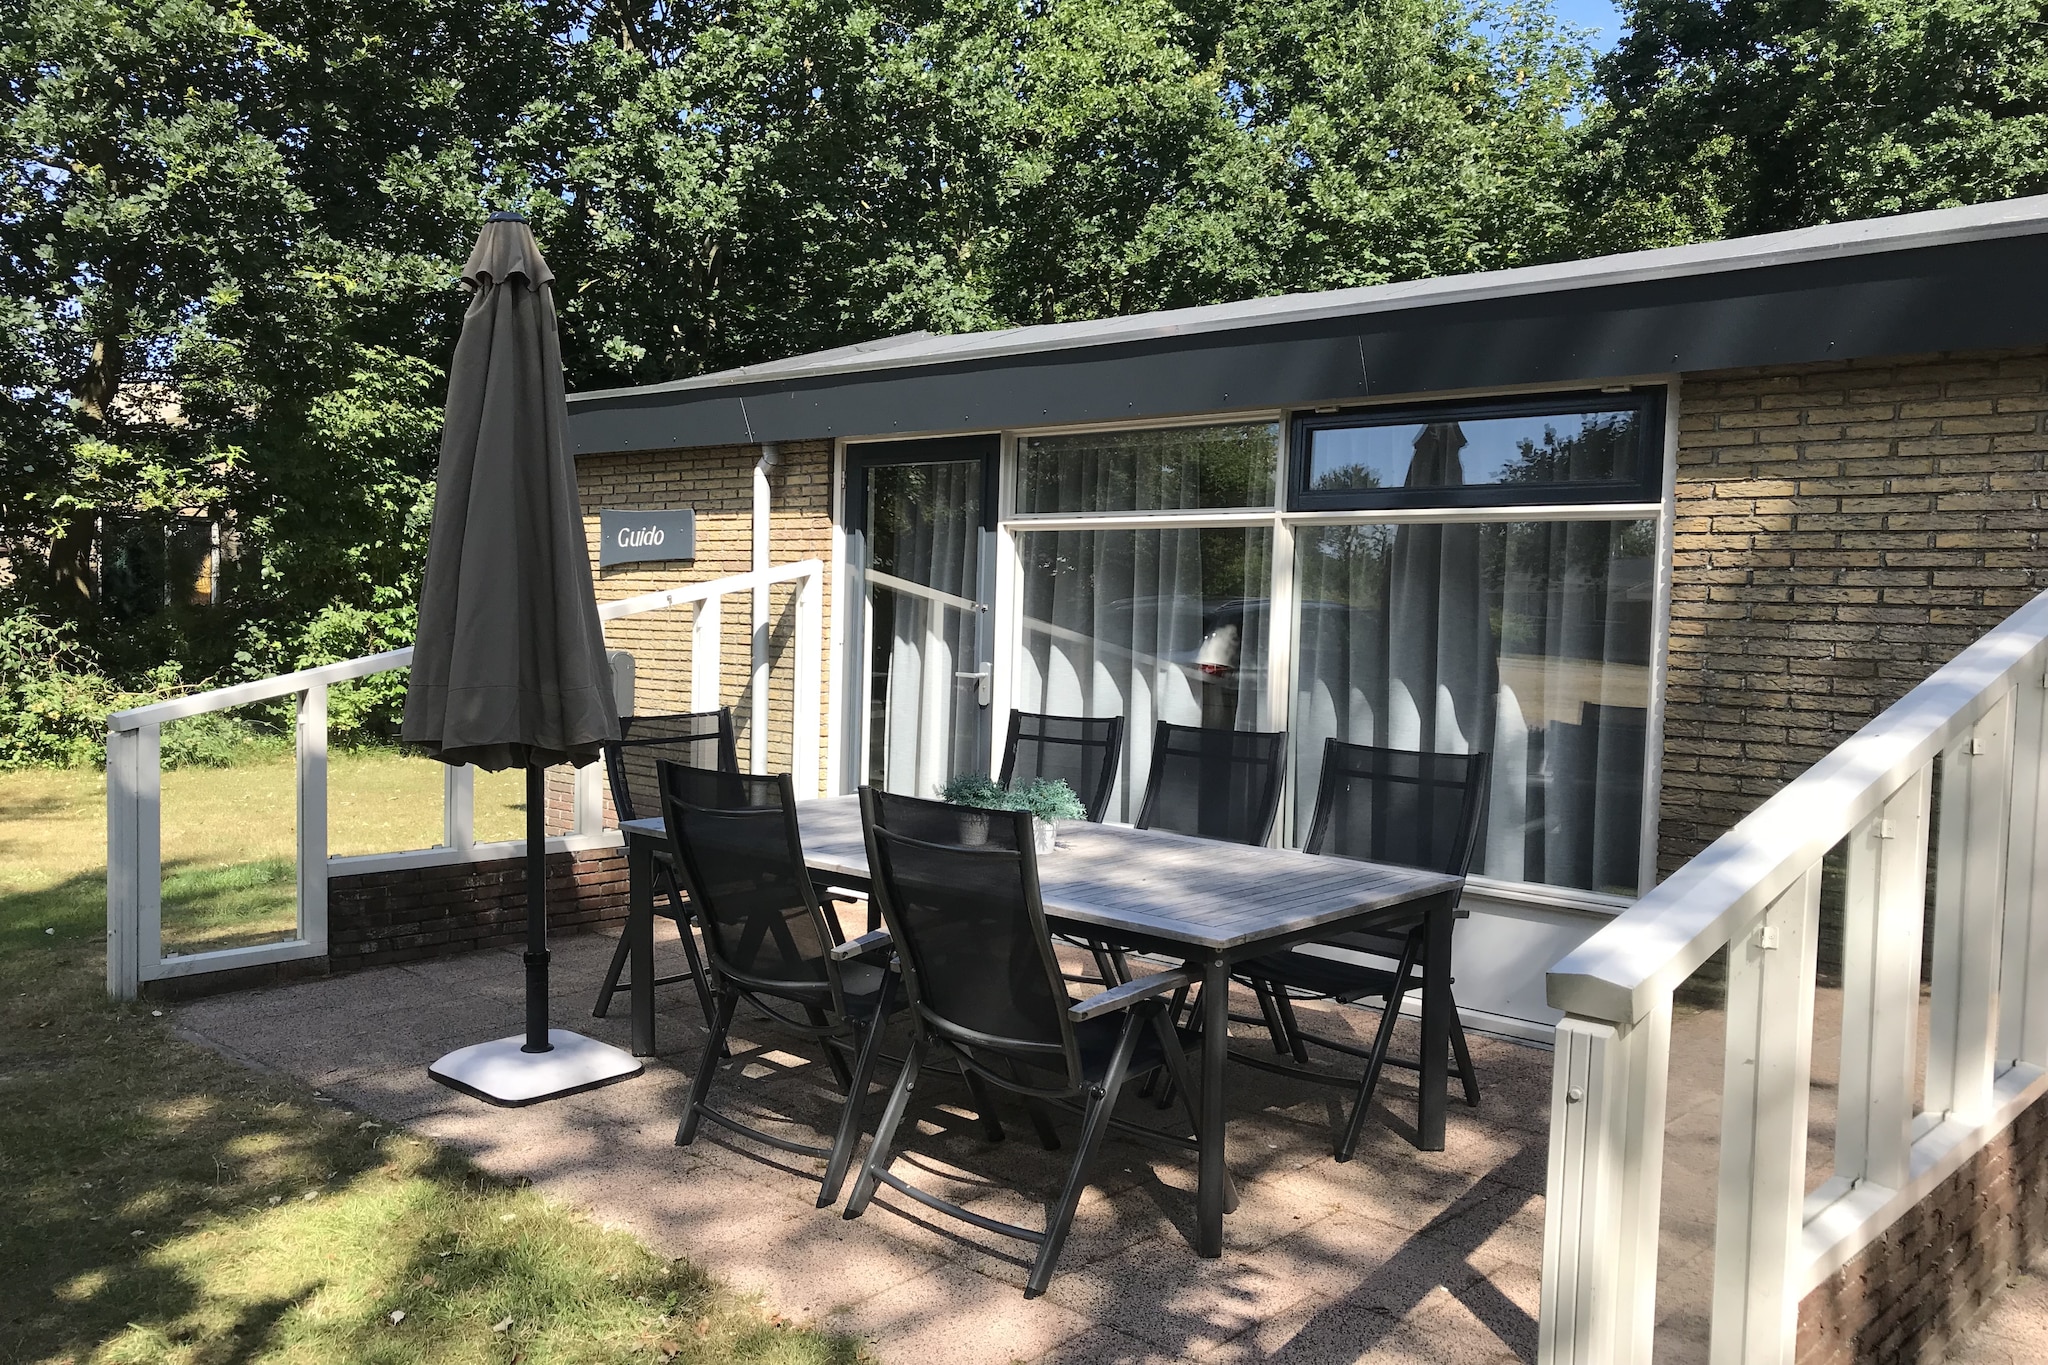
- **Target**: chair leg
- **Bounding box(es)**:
[818,982,894,1208]
[1087,943,1121,987]
[1334,983,1408,1164]
[844,1036,926,1219]
[1152,1007,1239,1214]
[1023,1098,1063,1151]
[960,1065,1007,1142]
[1450,1011,1481,1107]
[1272,990,1311,1064]
[1026,1014,1143,1298]
[592,931,632,1019]
[1251,980,1291,1056]
[676,988,740,1147]
[808,1005,855,1091]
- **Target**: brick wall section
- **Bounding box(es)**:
[1661,346,2048,877]
[1797,1087,2048,1365]
[572,439,835,793]
[325,848,629,969]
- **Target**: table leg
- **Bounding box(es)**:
[1197,954,1230,1257]
[629,834,656,1057]
[1417,893,1452,1151]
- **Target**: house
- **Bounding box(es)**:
[558,195,2048,1041]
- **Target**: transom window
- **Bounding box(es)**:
[1291,390,1664,511]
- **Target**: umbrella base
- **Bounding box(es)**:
[429,1030,643,1107]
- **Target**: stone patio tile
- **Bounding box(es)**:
[1032,1323,1190,1364]
[821,1262,1096,1365]
[318,1063,471,1124]
[1039,1232,1324,1356]
[1203,1289,1524,1364]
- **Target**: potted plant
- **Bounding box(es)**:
[937,773,1004,845]
[1009,778,1086,852]
[938,773,1086,854]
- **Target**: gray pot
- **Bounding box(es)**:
[1032,817,1058,855]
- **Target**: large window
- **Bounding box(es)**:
[1010,422,1279,822]
[1291,519,1655,896]
[992,394,1666,900]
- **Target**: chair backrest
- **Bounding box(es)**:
[859,787,1081,1093]
[998,711,1125,823]
[606,709,738,823]
[1133,721,1287,846]
[1303,739,1491,881]
[657,761,839,1000]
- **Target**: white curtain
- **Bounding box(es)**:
[868,461,982,796]
[1015,527,1270,824]
[1292,513,1654,895]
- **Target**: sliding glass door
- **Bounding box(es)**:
[848,437,998,797]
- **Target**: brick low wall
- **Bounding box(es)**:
[1798,1088,2048,1365]
[325,847,630,971]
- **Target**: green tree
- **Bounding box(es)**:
[1571,0,2048,246]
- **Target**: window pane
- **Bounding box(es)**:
[1292,519,1656,896]
[1018,422,1277,514]
[1294,392,1660,509]
[1014,526,1271,823]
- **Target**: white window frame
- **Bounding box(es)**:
[986,378,1681,911]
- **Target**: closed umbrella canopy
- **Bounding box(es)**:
[407,212,633,1105]
[403,212,619,769]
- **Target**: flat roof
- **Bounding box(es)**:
[568,195,2048,456]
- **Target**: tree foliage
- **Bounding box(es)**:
[1573,0,2048,246]
[4,0,2047,749]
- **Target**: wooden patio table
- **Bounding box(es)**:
[619,795,1461,1259]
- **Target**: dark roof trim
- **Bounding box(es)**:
[568,201,2048,457]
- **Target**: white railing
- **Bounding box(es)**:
[105,559,826,1000]
[1538,588,2048,1364]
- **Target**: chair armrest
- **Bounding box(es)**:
[1068,965,1197,1023]
[829,928,892,962]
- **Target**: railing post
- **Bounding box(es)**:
[1710,866,1822,1365]
[793,565,822,796]
[445,765,475,852]
[105,725,147,1000]
[2000,672,2048,1068]
[1927,690,2013,1123]
[1834,767,1932,1191]
[692,596,721,713]
[297,685,328,953]
[1539,998,1671,1365]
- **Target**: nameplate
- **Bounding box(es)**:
[599,509,695,566]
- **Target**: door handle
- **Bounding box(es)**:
[955,669,992,706]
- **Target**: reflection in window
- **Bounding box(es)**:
[1019,422,1277,514]
[1294,392,1658,509]
[1291,520,1655,895]
[1014,527,1271,823]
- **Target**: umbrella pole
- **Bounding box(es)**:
[523,764,552,1053]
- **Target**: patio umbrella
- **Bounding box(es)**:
[404,210,639,1105]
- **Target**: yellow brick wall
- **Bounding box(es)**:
[571,439,836,798]
[1662,346,2048,874]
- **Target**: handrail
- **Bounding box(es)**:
[105,559,826,733]
[1548,588,2048,1027]
[105,558,828,1002]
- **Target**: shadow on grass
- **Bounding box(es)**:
[0,923,866,1365]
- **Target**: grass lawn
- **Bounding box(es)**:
[0,762,864,1365]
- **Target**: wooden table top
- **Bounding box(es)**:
[623,795,1457,956]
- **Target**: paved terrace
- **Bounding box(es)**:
[164,924,1905,1364]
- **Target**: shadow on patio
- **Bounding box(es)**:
[172,925,1559,1364]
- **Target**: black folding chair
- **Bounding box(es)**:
[1134,720,1287,846]
[591,709,737,1024]
[1001,711,1128,985]
[660,762,901,1207]
[999,710,1125,822]
[844,788,1229,1298]
[1231,740,1490,1161]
